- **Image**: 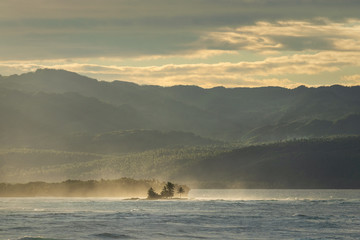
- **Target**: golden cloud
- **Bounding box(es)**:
[197,19,360,53]
[2,50,360,88]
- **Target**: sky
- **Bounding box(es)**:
[1,0,360,88]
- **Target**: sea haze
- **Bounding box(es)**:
[1,190,360,240]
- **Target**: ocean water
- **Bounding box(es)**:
[1,189,360,240]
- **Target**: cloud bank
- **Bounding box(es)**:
[0,0,360,87]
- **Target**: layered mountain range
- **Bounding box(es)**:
[1,69,360,145]
[1,69,359,187]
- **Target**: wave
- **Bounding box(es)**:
[92,233,132,239]
[10,226,32,229]
[189,189,360,201]
[292,213,325,220]
[18,237,65,240]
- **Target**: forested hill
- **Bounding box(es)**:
[178,136,360,189]
[1,69,360,145]
[1,136,359,188]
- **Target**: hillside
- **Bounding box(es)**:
[245,114,360,143]
[0,87,217,151]
[62,130,219,154]
[1,137,359,188]
[179,136,360,188]
[0,146,225,183]
[1,69,360,141]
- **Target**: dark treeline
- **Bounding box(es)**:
[147,182,186,199]
[0,178,189,198]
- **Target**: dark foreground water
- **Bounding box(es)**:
[1,189,360,240]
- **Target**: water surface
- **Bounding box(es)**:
[1,189,359,240]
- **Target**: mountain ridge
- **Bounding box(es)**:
[1,68,359,142]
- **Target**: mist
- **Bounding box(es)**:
[0,178,189,198]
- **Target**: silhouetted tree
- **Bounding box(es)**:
[147,187,160,199]
[177,186,185,198]
[160,186,168,197]
[160,182,175,198]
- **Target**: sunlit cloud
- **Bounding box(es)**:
[1,1,360,87]
[197,19,360,54]
[341,75,360,86]
[1,51,359,88]
[1,0,360,60]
